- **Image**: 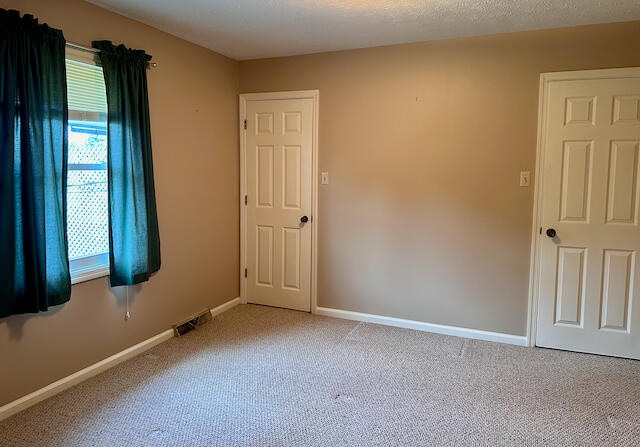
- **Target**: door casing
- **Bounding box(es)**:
[527,67,640,348]
[239,90,319,312]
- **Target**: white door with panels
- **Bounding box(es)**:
[242,93,316,312]
[535,68,640,359]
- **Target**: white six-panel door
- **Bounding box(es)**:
[243,95,315,312]
[536,69,640,359]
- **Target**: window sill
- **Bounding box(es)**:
[70,253,109,285]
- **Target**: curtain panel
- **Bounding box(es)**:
[92,40,161,287]
[0,9,71,318]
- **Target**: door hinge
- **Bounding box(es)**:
[244,268,247,278]
[244,195,248,205]
[243,119,247,130]
[539,226,542,235]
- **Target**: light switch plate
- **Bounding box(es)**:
[520,171,530,187]
[321,171,329,185]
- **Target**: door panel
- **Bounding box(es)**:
[554,247,586,326]
[600,250,633,331]
[560,141,592,222]
[537,72,640,359]
[282,227,301,290]
[256,225,274,286]
[257,146,274,207]
[606,141,639,224]
[283,145,301,208]
[245,97,313,312]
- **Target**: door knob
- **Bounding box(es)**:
[300,215,309,224]
[546,228,556,238]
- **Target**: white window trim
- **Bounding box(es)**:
[70,253,109,285]
[65,46,100,66]
[66,44,110,285]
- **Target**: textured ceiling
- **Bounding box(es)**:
[86,0,640,60]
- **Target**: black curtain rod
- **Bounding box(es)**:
[65,41,158,68]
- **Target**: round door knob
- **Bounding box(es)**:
[300,215,309,223]
[546,228,556,238]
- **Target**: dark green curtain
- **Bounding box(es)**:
[0,9,71,318]
[92,40,160,287]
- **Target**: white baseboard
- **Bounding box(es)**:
[314,306,528,347]
[0,329,173,422]
[0,296,241,422]
[211,297,241,317]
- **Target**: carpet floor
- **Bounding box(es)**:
[1,304,639,446]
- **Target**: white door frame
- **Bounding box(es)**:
[526,67,640,347]
[239,90,320,312]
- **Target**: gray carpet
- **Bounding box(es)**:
[1,304,639,446]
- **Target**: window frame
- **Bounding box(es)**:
[65,46,110,285]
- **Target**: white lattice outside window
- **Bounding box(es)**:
[66,47,110,283]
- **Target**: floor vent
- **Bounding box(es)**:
[173,309,213,337]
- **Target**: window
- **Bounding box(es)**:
[65,47,109,283]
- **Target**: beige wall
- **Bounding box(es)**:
[239,21,640,336]
[0,0,239,406]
